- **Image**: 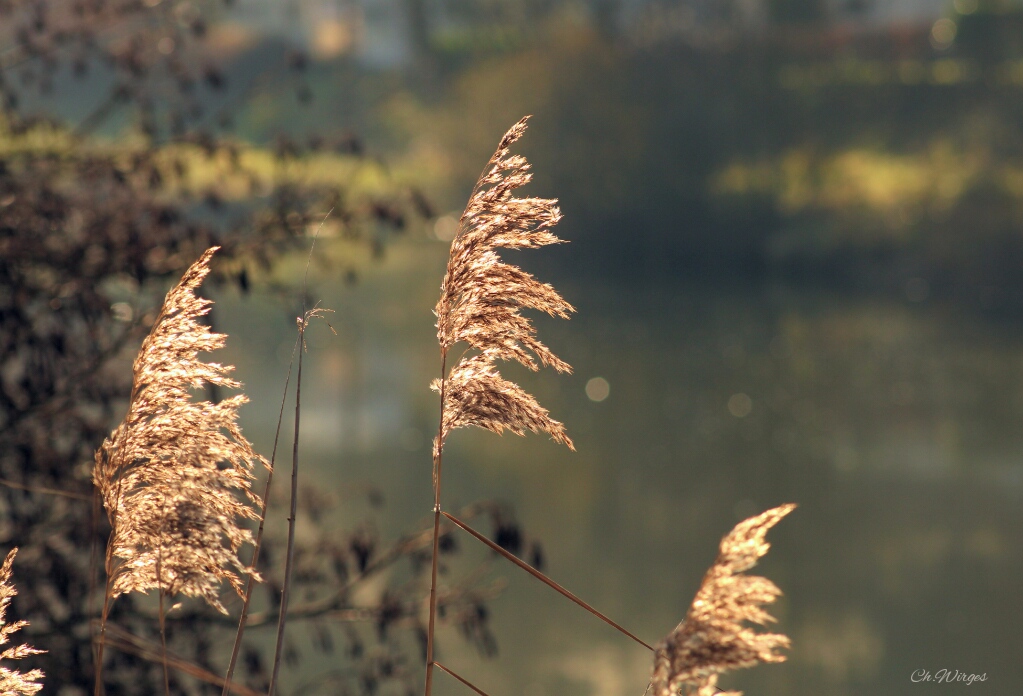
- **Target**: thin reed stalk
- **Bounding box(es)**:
[423,350,446,696]
[268,216,333,696]
[433,662,491,696]
[441,511,653,651]
[267,317,307,696]
[0,478,90,501]
[155,500,171,696]
[158,588,170,696]
[221,336,299,696]
[88,489,101,685]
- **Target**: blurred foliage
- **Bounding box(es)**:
[0,0,491,693]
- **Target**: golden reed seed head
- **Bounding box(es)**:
[434,117,574,454]
[93,247,269,613]
[0,549,45,695]
[651,504,795,696]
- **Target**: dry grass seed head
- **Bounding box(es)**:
[0,549,45,695]
[434,117,574,452]
[652,504,795,696]
[93,246,269,612]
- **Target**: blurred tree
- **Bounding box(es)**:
[0,1,521,693]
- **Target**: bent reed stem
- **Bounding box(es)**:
[441,511,654,652]
[433,661,491,696]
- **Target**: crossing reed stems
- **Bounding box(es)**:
[221,337,298,696]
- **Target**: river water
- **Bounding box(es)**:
[215,237,1022,696]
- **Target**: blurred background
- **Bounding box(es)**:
[3,0,1022,694]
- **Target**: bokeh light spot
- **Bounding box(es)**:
[931,19,957,50]
[586,377,610,402]
[434,214,458,241]
[728,392,752,418]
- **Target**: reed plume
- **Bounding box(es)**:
[93,246,268,613]
[0,549,45,695]
[432,115,575,456]
[425,116,574,696]
[651,504,795,696]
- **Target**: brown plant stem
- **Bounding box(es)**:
[0,478,90,500]
[432,661,491,696]
[94,561,113,696]
[266,210,331,696]
[155,499,171,696]
[441,511,654,652]
[97,623,264,696]
[94,476,124,696]
[268,320,305,696]
[158,589,170,696]
[156,504,171,696]
[87,488,101,687]
[424,350,447,696]
[222,336,298,696]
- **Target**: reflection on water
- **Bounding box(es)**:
[216,240,1022,696]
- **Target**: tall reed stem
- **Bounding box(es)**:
[267,320,305,696]
[222,337,298,695]
[424,350,447,696]
[94,476,125,696]
[156,500,171,696]
[93,566,113,696]
[158,589,170,696]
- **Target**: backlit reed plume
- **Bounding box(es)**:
[651,504,795,696]
[0,549,45,695]
[93,246,268,613]
[425,117,574,696]
[432,115,575,456]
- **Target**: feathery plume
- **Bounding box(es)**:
[425,116,574,696]
[93,246,268,613]
[433,116,575,453]
[0,549,45,695]
[651,504,795,696]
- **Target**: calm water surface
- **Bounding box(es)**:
[215,239,1023,696]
